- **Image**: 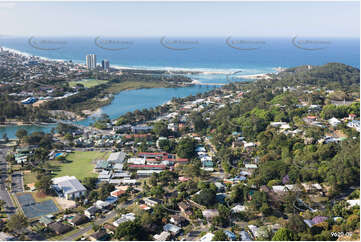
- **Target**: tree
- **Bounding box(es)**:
[212,230,228,241]
[115,220,148,240]
[6,213,29,233]
[82,177,98,190]
[153,121,169,137]
[35,175,53,194]
[272,228,296,241]
[287,214,306,233]
[193,188,216,207]
[15,128,28,140]
[176,137,196,159]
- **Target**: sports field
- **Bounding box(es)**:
[69,79,108,88]
[53,151,110,180]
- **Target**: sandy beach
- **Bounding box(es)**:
[236,73,272,80]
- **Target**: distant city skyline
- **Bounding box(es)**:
[0,1,359,38]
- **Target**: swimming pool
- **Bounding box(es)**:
[54,153,63,158]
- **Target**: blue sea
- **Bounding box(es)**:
[0,36,359,138]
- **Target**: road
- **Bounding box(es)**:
[0,147,16,217]
[61,198,138,241]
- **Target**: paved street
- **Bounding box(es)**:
[0,147,16,217]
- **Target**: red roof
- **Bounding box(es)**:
[125,134,150,139]
[128,164,166,169]
[166,158,189,163]
[111,190,126,197]
[138,152,169,156]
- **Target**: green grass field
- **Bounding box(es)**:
[23,171,37,185]
[69,79,108,88]
[53,151,110,180]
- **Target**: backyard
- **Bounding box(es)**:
[52,151,110,180]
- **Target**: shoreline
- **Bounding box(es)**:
[1,46,278,76]
[237,73,272,80]
[0,46,274,131]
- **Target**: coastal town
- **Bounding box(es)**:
[0,47,196,124]
[0,47,360,241]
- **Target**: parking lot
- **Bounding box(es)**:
[0,147,16,217]
[11,171,24,193]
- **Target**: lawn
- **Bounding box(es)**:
[69,79,108,88]
[53,151,109,180]
[23,170,37,185]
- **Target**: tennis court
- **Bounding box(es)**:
[16,193,59,218]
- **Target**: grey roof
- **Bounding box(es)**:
[113,163,124,170]
[52,176,87,195]
[39,216,53,225]
[107,152,126,163]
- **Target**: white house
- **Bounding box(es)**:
[52,176,87,200]
[163,223,181,235]
[154,231,171,241]
[113,213,135,227]
[347,199,360,208]
[231,204,247,213]
[200,233,214,241]
[328,117,341,127]
[127,157,146,164]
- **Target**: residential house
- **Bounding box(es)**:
[131,125,153,133]
[170,215,188,227]
[347,120,360,132]
[144,197,162,207]
[84,206,99,218]
[224,231,237,241]
[231,204,247,213]
[89,229,109,241]
[328,117,341,127]
[178,201,193,217]
[347,199,360,208]
[48,222,72,235]
[240,230,253,241]
[111,189,126,197]
[39,216,53,227]
[214,182,226,192]
[0,232,15,241]
[70,215,89,226]
[95,200,112,210]
[113,213,135,227]
[163,223,181,235]
[154,231,171,241]
[202,209,219,220]
[200,233,214,241]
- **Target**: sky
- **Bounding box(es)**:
[0,1,359,38]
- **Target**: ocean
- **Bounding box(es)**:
[0,36,359,138]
